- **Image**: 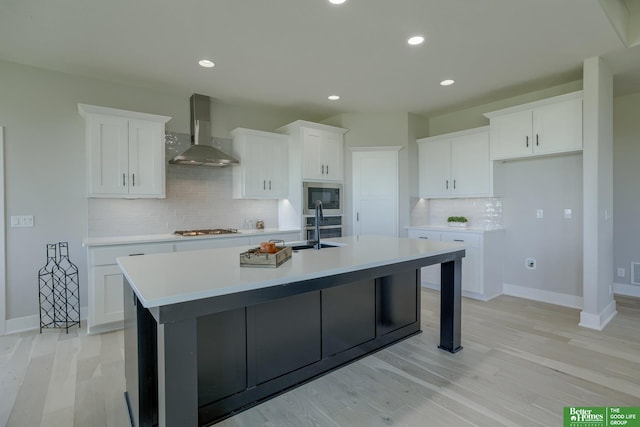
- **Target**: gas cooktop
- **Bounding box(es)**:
[174,228,239,237]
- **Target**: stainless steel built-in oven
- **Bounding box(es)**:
[305,215,342,240]
[303,182,343,215]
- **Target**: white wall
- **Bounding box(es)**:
[502,154,583,298]
[613,92,640,288]
[0,59,317,326]
[423,82,586,303]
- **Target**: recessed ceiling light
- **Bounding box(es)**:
[198,59,215,68]
[329,0,346,4]
[440,79,455,86]
[328,95,340,101]
[407,35,425,46]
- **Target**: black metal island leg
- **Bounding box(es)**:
[438,258,463,353]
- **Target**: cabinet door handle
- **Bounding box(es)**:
[263,180,266,190]
[326,165,329,174]
[446,180,449,190]
[321,165,325,174]
[356,212,359,221]
[526,136,529,147]
[536,134,539,146]
[269,180,272,190]
[132,173,135,187]
[123,173,126,187]
[419,236,429,239]
[453,239,464,242]
[453,179,456,189]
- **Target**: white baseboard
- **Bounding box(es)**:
[613,282,640,298]
[502,283,583,309]
[579,299,617,331]
[420,282,500,301]
[4,307,88,335]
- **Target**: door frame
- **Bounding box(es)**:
[350,146,401,237]
[1,127,6,334]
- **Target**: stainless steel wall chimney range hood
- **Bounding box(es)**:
[169,94,239,167]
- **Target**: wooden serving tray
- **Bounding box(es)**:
[239,245,292,268]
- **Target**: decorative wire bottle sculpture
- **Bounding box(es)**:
[38,242,81,333]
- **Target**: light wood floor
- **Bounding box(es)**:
[2,290,639,427]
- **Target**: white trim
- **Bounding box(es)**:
[483,90,583,119]
[0,127,5,335]
[348,145,403,152]
[77,103,171,123]
[420,282,500,302]
[613,282,640,298]
[5,306,88,335]
[416,125,489,143]
[275,120,348,135]
[579,299,618,331]
[502,283,583,309]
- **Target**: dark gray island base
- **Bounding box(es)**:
[123,248,464,427]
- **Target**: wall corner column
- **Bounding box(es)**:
[580,56,617,330]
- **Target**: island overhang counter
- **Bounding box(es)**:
[118,235,465,427]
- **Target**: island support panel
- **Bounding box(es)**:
[125,256,463,427]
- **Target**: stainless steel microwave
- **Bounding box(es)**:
[303,182,343,215]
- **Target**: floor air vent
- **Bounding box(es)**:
[632,262,640,285]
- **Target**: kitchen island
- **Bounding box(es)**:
[118,235,465,427]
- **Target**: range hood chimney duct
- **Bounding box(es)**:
[169,94,239,167]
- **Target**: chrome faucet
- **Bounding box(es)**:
[312,200,324,250]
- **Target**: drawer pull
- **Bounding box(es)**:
[453,239,464,242]
[129,253,144,257]
[419,236,429,239]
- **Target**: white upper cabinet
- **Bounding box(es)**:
[485,91,583,161]
[302,127,344,181]
[418,126,491,198]
[79,104,171,198]
[277,121,348,183]
[231,128,289,199]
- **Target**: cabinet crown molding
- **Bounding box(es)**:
[276,120,348,135]
[483,90,583,119]
[417,126,489,144]
[78,103,171,124]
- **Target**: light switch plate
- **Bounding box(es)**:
[10,215,34,227]
[536,209,544,219]
[564,209,572,219]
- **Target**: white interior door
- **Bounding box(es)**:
[352,149,399,237]
[1,127,5,334]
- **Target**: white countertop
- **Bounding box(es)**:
[117,235,465,308]
[407,225,504,234]
[83,228,301,247]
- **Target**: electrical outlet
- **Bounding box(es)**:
[617,267,625,278]
[564,209,572,219]
[526,258,536,269]
[536,209,544,219]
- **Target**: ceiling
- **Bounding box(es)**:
[1,0,639,117]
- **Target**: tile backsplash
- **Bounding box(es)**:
[87,133,278,237]
[411,197,503,229]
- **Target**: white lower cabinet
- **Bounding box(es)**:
[408,228,504,300]
[92,265,127,326]
[87,242,174,333]
[87,232,302,333]
[174,237,252,252]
